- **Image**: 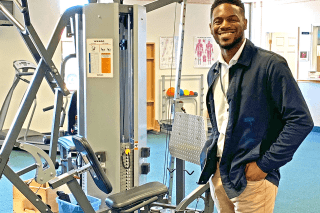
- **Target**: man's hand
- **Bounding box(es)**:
[245,162,267,181]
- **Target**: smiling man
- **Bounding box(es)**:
[198,0,314,212]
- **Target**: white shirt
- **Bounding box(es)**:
[213,39,246,157]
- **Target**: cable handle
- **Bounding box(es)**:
[43,105,54,112]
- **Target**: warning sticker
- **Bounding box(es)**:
[87,38,113,78]
[134,141,138,150]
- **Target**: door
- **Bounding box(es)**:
[267,32,298,79]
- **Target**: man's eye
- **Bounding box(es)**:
[227,17,239,22]
[213,19,222,25]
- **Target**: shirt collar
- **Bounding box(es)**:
[217,39,247,67]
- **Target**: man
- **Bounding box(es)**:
[198,0,314,212]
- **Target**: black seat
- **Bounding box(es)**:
[105,182,168,211]
[71,135,168,211]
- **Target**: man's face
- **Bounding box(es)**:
[210,3,247,50]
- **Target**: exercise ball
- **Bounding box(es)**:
[166,87,175,97]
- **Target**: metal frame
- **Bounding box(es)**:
[0,60,38,138]
[161,74,204,123]
[0,0,212,212]
[0,2,82,212]
[0,2,82,176]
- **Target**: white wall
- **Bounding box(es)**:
[0,0,61,133]
[256,0,320,126]
[254,1,320,79]
[0,0,217,133]
[2,0,319,130]
[128,0,220,121]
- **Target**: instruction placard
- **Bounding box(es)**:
[87,38,113,78]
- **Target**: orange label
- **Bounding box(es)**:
[101,53,111,73]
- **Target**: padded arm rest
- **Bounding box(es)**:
[105,182,168,210]
[72,135,113,194]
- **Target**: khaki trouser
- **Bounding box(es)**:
[209,162,278,213]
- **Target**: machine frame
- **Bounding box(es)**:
[0,0,213,212]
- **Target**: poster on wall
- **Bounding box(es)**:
[86,38,113,78]
[160,36,178,70]
[194,37,215,68]
[299,51,309,61]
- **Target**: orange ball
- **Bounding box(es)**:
[166,87,175,97]
[190,91,194,96]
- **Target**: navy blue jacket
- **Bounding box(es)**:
[198,39,314,199]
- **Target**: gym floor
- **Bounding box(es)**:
[0,129,319,213]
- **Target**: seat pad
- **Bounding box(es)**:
[105,181,167,210]
[58,136,76,151]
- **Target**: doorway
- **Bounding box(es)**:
[266,32,298,79]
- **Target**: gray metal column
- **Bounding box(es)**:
[49,88,64,163]
[76,12,86,137]
[176,158,185,204]
[67,179,96,213]
[80,4,121,208]
[133,4,147,187]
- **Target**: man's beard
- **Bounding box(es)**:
[218,34,244,50]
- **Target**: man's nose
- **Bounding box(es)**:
[220,19,230,29]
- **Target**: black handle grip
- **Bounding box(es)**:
[43,105,54,112]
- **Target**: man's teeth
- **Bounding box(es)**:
[221,32,234,35]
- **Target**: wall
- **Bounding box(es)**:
[256,1,320,78]
[2,0,320,129]
[0,0,61,133]
[0,0,217,132]
[256,0,320,126]
[128,0,220,122]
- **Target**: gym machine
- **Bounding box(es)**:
[0,60,44,145]
[0,0,213,212]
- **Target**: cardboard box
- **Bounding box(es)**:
[13,179,59,213]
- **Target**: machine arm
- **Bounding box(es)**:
[0,1,25,32]
[145,0,182,13]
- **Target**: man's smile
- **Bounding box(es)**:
[218,31,235,36]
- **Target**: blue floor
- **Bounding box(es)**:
[0,131,319,212]
[146,131,320,213]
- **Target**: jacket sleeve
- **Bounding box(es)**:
[256,54,314,173]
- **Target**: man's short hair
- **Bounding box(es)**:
[211,0,245,21]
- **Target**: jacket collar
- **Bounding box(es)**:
[207,39,255,87]
[214,38,254,71]
[235,39,255,67]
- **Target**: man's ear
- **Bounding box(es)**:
[244,18,248,30]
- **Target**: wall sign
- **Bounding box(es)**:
[194,37,215,68]
[86,38,113,78]
[160,36,178,70]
